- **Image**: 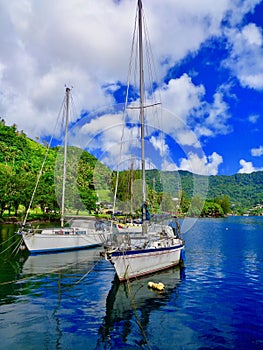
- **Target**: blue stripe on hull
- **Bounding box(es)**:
[29,244,101,255]
[111,244,184,257]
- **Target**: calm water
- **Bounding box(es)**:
[0,217,263,349]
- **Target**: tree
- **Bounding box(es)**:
[214,195,230,214]
[188,196,205,217]
[0,164,12,216]
[201,201,224,217]
[179,190,190,214]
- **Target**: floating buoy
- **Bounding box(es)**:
[148,281,165,291]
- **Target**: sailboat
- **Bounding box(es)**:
[103,0,185,281]
[19,88,110,254]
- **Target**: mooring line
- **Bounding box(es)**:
[73,259,100,286]
[122,250,152,350]
[0,234,17,247]
[0,239,20,255]
[11,238,24,256]
[126,276,152,350]
[0,256,102,287]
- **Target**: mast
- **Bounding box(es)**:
[61,87,70,227]
[138,0,147,221]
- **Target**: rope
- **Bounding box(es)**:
[71,259,100,287]
[0,255,102,287]
[0,234,17,247]
[12,238,24,256]
[0,238,21,255]
[126,275,152,350]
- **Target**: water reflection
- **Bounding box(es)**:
[0,245,106,349]
[96,266,184,349]
[22,248,101,276]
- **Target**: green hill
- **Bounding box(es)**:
[0,119,109,220]
[0,119,262,218]
[149,170,263,213]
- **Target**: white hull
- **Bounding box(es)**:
[21,219,111,253]
[107,242,184,281]
[22,232,104,253]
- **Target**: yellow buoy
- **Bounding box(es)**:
[148,281,165,291]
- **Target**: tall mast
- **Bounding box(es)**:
[61,87,70,227]
[138,0,147,220]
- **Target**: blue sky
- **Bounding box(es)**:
[1,0,263,176]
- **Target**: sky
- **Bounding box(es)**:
[1,0,263,176]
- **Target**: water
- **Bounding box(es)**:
[0,217,263,349]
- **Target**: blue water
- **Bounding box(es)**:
[0,217,263,349]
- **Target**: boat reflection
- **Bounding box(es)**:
[96,266,184,348]
[22,247,102,276]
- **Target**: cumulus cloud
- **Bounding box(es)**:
[0,0,258,136]
[194,89,232,139]
[238,159,263,174]
[224,23,263,90]
[160,74,205,122]
[150,136,168,156]
[238,160,255,174]
[179,151,223,175]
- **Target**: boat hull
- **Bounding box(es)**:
[108,244,184,281]
[22,233,104,254]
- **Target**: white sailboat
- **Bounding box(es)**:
[21,216,110,254]
[103,0,185,281]
[19,88,109,254]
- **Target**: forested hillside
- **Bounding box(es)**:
[0,119,105,220]
[0,120,262,220]
[152,170,263,213]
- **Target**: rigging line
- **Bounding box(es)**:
[140,7,165,161]
[142,12,164,149]
[143,13,160,106]
[112,7,139,219]
[22,97,65,227]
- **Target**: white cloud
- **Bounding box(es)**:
[179,151,223,175]
[150,136,168,156]
[161,74,205,123]
[194,89,232,138]
[224,23,263,90]
[242,22,263,46]
[238,160,255,174]
[155,75,206,148]
[238,159,263,174]
[0,0,258,139]
[251,146,263,157]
